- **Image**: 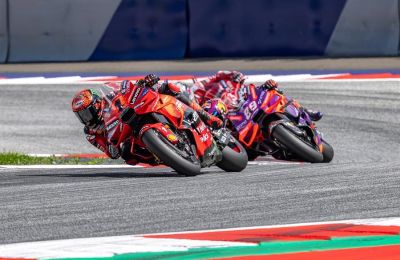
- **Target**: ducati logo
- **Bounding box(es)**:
[130,88,142,104]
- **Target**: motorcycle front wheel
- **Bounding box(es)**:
[272,124,324,163]
[322,140,334,163]
[142,129,201,176]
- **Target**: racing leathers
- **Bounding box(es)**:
[193,70,246,108]
[193,70,322,121]
[83,76,222,165]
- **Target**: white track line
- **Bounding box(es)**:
[0,161,299,169]
[136,217,400,237]
[0,237,253,258]
[0,74,399,85]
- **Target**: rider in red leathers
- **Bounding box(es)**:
[193,70,246,109]
[71,74,222,165]
[193,70,322,121]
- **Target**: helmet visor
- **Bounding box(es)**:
[74,105,98,126]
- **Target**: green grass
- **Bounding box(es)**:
[0,152,109,165]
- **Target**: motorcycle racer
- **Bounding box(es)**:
[141,73,223,129]
[193,70,322,121]
[71,74,222,165]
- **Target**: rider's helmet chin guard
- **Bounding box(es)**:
[71,89,103,127]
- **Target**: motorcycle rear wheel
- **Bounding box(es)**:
[142,129,201,176]
[272,124,323,163]
[216,138,248,172]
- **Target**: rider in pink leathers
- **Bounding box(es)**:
[193,70,322,121]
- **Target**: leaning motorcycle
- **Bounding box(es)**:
[197,80,334,163]
[99,82,248,176]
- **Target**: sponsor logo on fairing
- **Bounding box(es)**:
[207,145,216,157]
[139,87,149,97]
[139,125,151,137]
[258,91,266,105]
[74,100,84,109]
[130,88,142,104]
[200,133,209,142]
[161,126,169,134]
[134,101,145,110]
[236,120,248,131]
[106,120,119,131]
[197,122,207,132]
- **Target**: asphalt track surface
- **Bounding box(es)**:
[0,80,400,244]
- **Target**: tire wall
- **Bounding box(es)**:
[1,0,399,62]
[325,0,400,56]
[7,0,121,62]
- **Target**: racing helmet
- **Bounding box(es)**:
[71,89,103,127]
[202,99,228,119]
[231,71,245,84]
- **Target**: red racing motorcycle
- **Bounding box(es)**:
[99,82,248,176]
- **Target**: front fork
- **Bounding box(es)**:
[184,110,224,167]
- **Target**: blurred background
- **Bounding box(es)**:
[1,0,400,249]
[0,0,398,63]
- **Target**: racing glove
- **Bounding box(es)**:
[144,74,160,88]
[260,79,283,93]
[260,79,278,90]
[136,79,146,87]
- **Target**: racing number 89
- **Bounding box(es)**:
[244,101,257,120]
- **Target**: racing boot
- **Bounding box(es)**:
[304,108,323,121]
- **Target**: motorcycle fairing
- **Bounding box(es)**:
[228,85,324,152]
[128,88,215,162]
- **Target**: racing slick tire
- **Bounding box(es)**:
[321,140,334,163]
[142,129,201,176]
[272,124,324,163]
[217,138,248,172]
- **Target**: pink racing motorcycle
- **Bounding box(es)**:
[196,79,334,163]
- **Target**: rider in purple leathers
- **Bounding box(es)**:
[193,70,322,121]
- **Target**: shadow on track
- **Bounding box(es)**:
[21,171,184,179]
[19,169,224,178]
